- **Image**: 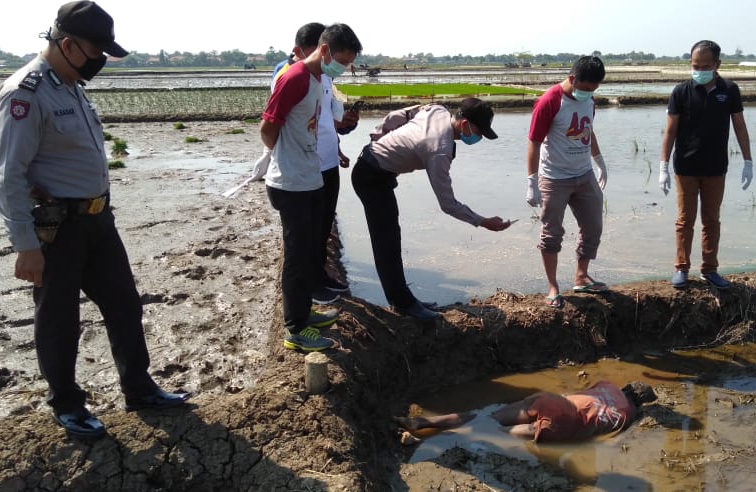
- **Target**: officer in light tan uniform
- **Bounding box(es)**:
[0,1,189,440]
[352,98,511,320]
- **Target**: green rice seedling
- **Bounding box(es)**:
[111,138,129,157]
[174,122,188,130]
[108,160,125,169]
[631,138,639,154]
[243,118,261,124]
[226,128,245,134]
[185,136,204,143]
[103,131,113,141]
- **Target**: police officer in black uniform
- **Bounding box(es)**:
[0,1,189,439]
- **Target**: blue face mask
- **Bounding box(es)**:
[460,121,482,145]
[321,47,347,78]
[691,70,715,85]
[572,88,594,102]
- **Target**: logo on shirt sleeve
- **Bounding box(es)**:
[10,99,30,120]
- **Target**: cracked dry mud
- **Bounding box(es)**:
[2,121,756,491]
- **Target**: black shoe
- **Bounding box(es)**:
[393,301,440,320]
[323,276,349,292]
[421,301,438,310]
[125,389,191,411]
[52,407,106,439]
[312,286,340,305]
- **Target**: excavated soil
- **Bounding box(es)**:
[1,121,756,491]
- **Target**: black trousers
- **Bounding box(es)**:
[34,209,157,414]
[267,186,323,332]
[317,166,340,287]
[351,155,416,308]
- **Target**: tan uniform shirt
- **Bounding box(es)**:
[369,104,483,226]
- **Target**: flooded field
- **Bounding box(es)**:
[404,344,756,490]
[335,107,756,307]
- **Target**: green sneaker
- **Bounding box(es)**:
[308,307,338,328]
[284,327,333,352]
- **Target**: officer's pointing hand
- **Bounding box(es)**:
[481,217,507,231]
[15,249,45,287]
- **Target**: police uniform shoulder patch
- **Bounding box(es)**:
[10,99,31,120]
[19,71,42,92]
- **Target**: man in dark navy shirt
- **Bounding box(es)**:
[659,40,752,289]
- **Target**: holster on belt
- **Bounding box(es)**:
[32,202,67,244]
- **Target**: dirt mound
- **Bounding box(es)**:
[2,271,755,490]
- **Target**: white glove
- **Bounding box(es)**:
[659,161,671,195]
[742,160,753,190]
[593,154,607,190]
[525,173,541,207]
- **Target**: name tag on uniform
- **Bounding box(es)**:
[54,108,76,117]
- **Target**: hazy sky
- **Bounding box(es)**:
[1,0,754,58]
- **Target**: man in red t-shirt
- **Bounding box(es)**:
[395,380,656,442]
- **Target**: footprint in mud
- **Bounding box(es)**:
[174,265,207,280]
[0,367,20,389]
[152,362,189,378]
[194,246,236,259]
[140,292,170,305]
[6,318,34,328]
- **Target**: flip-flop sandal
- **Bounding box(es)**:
[545,294,564,308]
[52,408,106,439]
[572,281,608,293]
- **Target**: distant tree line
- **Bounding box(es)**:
[1,47,755,70]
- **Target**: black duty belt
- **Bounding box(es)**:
[58,193,109,215]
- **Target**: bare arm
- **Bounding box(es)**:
[732,112,752,161]
[590,130,601,157]
[259,119,281,150]
[661,113,679,162]
[527,140,541,176]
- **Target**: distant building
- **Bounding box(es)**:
[739,61,756,67]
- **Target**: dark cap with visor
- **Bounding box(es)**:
[55,1,128,57]
[457,97,497,139]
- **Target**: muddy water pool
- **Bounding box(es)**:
[336,106,756,307]
[405,344,756,490]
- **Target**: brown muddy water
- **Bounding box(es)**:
[405,344,756,491]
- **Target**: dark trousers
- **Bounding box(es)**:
[267,186,323,332]
[317,167,340,286]
[34,210,157,414]
[351,156,415,308]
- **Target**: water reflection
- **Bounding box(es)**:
[337,106,756,307]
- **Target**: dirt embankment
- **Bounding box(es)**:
[1,121,755,491]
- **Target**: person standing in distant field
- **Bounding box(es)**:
[659,40,753,290]
[260,23,362,352]
[525,56,609,309]
[0,1,189,440]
